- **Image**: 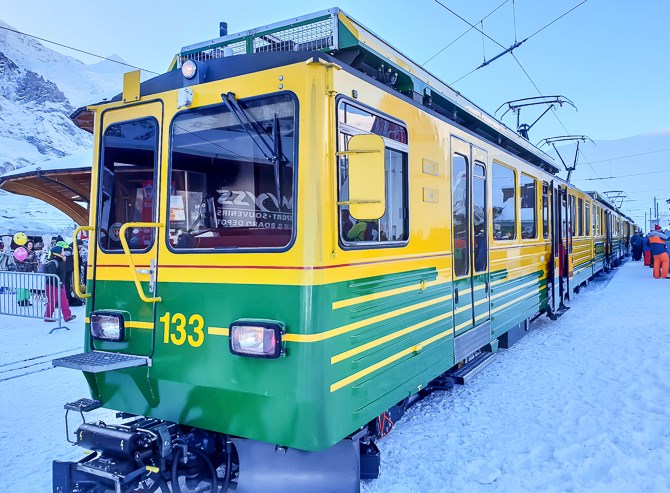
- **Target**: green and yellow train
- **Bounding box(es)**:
[53,8,636,492]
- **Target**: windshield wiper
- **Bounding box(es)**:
[221,92,277,164]
[221,92,285,208]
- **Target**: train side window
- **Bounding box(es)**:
[473,163,487,272]
[337,100,409,247]
[452,154,469,277]
[520,174,537,239]
[585,202,591,236]
[98,118,158,253]
[578,198,584,236]
[492,163,516,240]
[569,195,576,238]
[542,183,549,239]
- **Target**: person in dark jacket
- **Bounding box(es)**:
[630,230,643,261]
[648,224,669,279]
[40,246,76,322]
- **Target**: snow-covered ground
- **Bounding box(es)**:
[1,260,668,492]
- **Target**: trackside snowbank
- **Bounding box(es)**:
[362,261,670,493]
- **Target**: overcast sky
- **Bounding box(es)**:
[2,0,669,142]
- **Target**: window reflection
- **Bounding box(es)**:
[338,102,408,246]
[520,174,537,239]
[492,163,516,240]
[452,154,468,276]
[168,94,296,250]
[99,119,157,252]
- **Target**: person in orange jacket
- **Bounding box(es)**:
[648,224,669,279]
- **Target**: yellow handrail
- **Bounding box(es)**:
[119,222,164,303]
[72,226,94,299]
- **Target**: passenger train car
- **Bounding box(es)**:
[53,9,636,492]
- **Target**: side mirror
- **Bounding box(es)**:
[340,134,386,220]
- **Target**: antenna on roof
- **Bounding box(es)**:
[538,135,594,184]
[495,96,576,140]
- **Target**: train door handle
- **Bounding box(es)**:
[454,287,459,305]
[485,281,489,295]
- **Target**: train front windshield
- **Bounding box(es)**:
[168,93,297,250]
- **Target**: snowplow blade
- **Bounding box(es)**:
[232,437,361,493]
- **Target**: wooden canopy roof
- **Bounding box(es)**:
[0,159,91,225]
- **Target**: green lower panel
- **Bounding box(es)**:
[87,268,455,451]
[85,266,547,452]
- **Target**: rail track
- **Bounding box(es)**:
[0,347,81,383]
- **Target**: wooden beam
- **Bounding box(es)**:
[2,180,89,225]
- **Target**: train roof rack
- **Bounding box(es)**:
[175,8,560,175]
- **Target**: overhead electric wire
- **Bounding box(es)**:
[429,0,623,200]
[586,147,670,164]
[524,0,589,41]
[510,53,613,188]
[447,0,590,84]
[423,0,511,66]
[0,24,159,75]
[573,169,670,181]
[433,0,507,50]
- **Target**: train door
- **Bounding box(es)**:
[552,183,570,306]
[450,137,490,354]
[91,102,163,357]
[605,210,612,268]
[548,182,560,313]
[566,191,575,299]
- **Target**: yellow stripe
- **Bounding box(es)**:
[454,304,470,314]
[490,264,546,286]
[454,319,471,332]
[330,328,453,392]
[474,311,489,322]
[474,296,489,307]
[208,326,229,336]
[491,285,546,315]
[331,311,453,364]
[286,293,452,343]
[490,278,539,301]
[84,316,153,329]
[332,278,447,310]
[126,321,154,330]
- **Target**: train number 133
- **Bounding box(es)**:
[160,312,205,347]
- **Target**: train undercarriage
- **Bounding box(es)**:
[52,369,470,493]
[54,411,375,493]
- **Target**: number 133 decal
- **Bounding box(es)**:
[160,312,205,347]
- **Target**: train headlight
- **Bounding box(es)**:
[181,60,197,79]
[90,311,125,342]
[229,320,284,359]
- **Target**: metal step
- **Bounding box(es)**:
[451,352,497,385]
[53,351,150,373]
[64,398,102,413]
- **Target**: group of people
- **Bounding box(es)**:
[3,232,84,322]
[630,224,670,279]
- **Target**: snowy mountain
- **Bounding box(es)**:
[0,19,127,175]
[0,19,127,231]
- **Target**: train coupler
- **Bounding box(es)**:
[64,398,102,444]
